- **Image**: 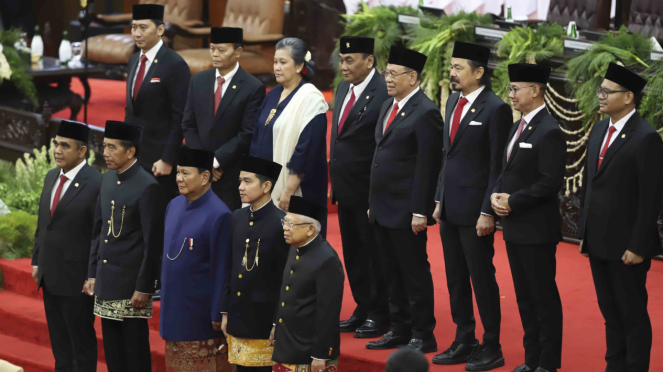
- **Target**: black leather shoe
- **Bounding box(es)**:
[465,345,505,371]
[339,315,364,333]
[366,331,410,350]
[406,338,438,354]
[432,340,479,365]
[354,320,390,339]
[511,364,532,372]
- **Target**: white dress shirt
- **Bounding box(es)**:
[382,87,424,218]
[131,39,164,98]
[35,160,87,268]
[448,85,486,134]
[338,68,376,125]
[213,62,241,169]
[506,103,547,156]
[600,108,636,150]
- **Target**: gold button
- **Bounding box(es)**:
[250,221,254,226]
[189,247,193,250]
[279,318,282,323]
[117,181,121,186]
[246,239,249,243]
[237,292,241,296]
[107,220,111,225]
[296,255,299,260]
[103,260,108,264]
[290,270,293,275]
[282,302,285,306]
[285,286,289,291]
[104,239,108,244]
[238,274,242,278]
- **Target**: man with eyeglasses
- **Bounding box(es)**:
[366,46,443,354]
[330,36,390,339]
[271,196,345,372]
[578,63,663,372]
[432,42,512,370]
[490,63,565,372]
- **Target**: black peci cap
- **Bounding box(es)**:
[56,120,90,143]
[178,147,214,171]
[388,46,427,72]
[241,155,282,181]
[211,27,243,45]
[104,121,143,142]
[288,196,327,223]
[133,4,165,21]
[603,62,647,94]
[508,63,551,84]
[452,41,490,65]
[340,36,375,54]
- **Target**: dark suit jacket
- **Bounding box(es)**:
[32,163,102,297]
[492,107,566,245]
[579,112,663,260]
[182,66,265,170]
[329,70,389,209]
[435,88,512,225]
[368,89,444,229]
[125,44,191,169]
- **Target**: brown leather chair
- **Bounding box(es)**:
[547,0,611,30]
[82,0,204,66]
[628,0,663,43]
[175,0,285,75]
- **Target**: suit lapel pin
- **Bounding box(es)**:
[401,112,405,117]
[366,95,370,99]
[528,126,532,130]
[363,106,367,111]
[621,134,625,138]
[154,59,158,64]
[471,108,476,113]
[74,183,79,187]
[232,85,237,89]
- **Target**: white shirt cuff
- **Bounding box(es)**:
[220,312,228,314]
[312,357,330,361]
[33,266,38,268]
[413,213,425,217]
[481,213,493,217]
[213,157,220,169]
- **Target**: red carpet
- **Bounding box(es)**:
[1,216,663,371]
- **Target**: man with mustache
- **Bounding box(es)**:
[182,27,266,211]
[432,42,512,370]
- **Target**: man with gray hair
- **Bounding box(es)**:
[271,196,345,372]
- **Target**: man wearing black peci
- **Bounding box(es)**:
[182,27,266,211]
[432,42,512,370]
[366,46,443,354]
[32,120,101,372]
[331,36,390,339]
[125,4,191,200]
[491,64,565,372]
[579,63,663,372]
[85,121,166,372]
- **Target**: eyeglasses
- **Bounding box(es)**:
[281,219,312,229]
[507,85,537,95]
[596,87,629,99]
[381,69,411,79]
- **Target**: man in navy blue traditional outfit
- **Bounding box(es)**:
[159,146,234,372]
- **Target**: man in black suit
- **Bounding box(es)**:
[182,27,266,210]
[579,63,663,372]
[32,120,101,372]
[491,64,565,372]
[432,42,512,370]
[330,36,390,338]
[366,46,443,354]
[125,4,191,200]
[85,121,166,372]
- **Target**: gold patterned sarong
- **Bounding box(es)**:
[227,334,275,367]
[93,296,153,320]
[272,359,338,372]
[165,337,235,372]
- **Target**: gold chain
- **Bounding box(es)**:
[242,238,260,271]
[167,237,188,261]
[110,201,126,238]
[264,108,277,126]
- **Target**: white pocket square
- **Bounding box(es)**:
[469,121,482,126]
[519,142,533,148]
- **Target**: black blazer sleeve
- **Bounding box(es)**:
[411,108,444,216]
[311,256,344,360]
[161,59,191,164]
[482,103,513,216]
[628,132,663,256]
[215,84,266,169]
[181,77,202,149]
[508,128,566,214]
[88,194,102,279]
[135,183,166,293]
[220,213,237,313]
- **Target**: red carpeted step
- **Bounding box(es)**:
[0,290,166,371]
[0,333,108,372]
[0,259,41,300]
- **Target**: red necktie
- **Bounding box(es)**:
[214,76,226,115]
[51,174,68,217]
[507,118,527,161]
[338,87,355,134]
[384,102,399,133]
[597,125,617,170]
[133,55,148,101]
[449,97,469,144]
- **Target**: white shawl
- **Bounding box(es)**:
[271,83,328,205]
